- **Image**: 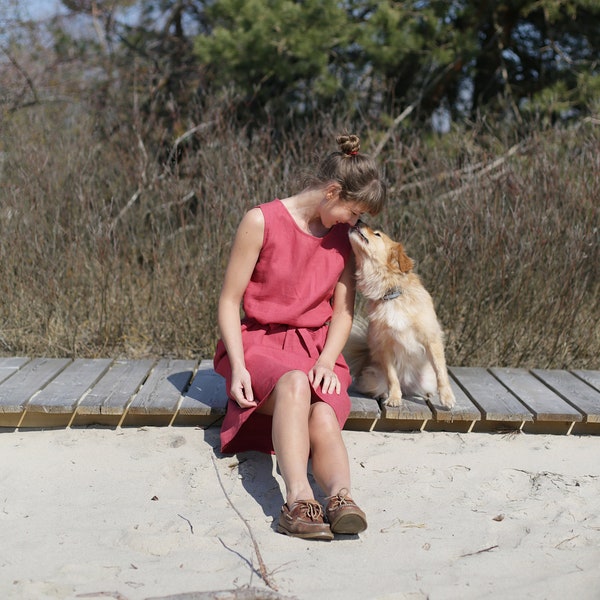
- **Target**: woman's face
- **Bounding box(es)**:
[322,190,366,228]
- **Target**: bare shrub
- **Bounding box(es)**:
[0,103,598,368]
[378,124,600,368]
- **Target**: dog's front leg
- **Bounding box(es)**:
[382,356,403,407]
[425,340,455,409]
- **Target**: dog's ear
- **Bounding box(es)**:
[390,243,414,273]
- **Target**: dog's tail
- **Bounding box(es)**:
[343,314,371,380]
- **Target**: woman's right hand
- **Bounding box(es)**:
[229,367,256,408]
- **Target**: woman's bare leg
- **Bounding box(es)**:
[258,370,314,505]
[309,401,367,534]
[257,372,353,502]
[308,401,352,497]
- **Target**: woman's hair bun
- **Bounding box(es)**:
[336,134,360,156]
[309,131,386,215]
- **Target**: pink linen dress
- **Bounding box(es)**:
[213,199,353,454]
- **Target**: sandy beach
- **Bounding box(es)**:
[1,425,599,600]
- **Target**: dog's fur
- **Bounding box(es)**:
[345,222,455,409]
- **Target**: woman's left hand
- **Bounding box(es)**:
[308,362,341,395]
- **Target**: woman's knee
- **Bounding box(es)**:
[258,370,312,416]
[259,371,311,416]
[309,401,340,433]
[274,370,312,405]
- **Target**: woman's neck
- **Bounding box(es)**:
[280,190,329,237]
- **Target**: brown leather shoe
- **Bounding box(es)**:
[277,499,334,541]
[326,489,367,534]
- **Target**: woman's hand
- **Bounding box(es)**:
[229,367,257,408]
[308,361,341,395]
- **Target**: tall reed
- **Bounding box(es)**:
[1,106,598,368]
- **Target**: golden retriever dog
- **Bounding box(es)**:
[345,222,455,409]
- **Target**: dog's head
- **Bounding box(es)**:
[348,221,415,300]
[349,221,414,274]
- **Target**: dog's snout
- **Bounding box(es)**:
[350,220,370,243]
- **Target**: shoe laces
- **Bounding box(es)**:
[296,500,324,520]
[326,488,352,510]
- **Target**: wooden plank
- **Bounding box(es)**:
[348,392,381,421]
[346,391,381,432]
[572,370,600,393]
[0,358,71,414]
[376,395,432,432]
[0,354,595,434]
[177,360,227,418]
[490,368,583,433]
[173,361,226,426]
[425,376,482,432]
[76,359,155,415]
[26,358,112,414]
[124,359,196,423]
[531,369,600,424]
[450,366,533,426]
[382,396,432,420]
[0,357,30,385]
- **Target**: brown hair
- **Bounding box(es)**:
[310,134,387,216]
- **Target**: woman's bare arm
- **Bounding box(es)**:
[217,208,264,406]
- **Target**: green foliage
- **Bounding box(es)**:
[2,0,599,146]
[194,0,351,115]
[521,80,572,119]
[190,0,599,125]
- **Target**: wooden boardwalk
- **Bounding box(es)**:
[0,357,599,435]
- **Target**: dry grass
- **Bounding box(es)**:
[0,107,598,368]
[380,125,599,368]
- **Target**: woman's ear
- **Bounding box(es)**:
[325,182,342,200]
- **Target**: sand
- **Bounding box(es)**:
[1,425,599,600]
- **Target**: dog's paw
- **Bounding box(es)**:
[439,386,455,409]
[384,394,403,408]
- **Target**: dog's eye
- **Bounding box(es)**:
[374,232,382,237]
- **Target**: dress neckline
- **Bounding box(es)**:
[275,198,332,240]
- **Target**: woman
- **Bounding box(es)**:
[214,134,386,540]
